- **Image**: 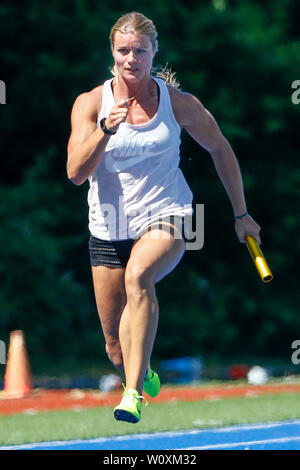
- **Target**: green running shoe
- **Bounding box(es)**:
[143,365,161,398]
[114,387,147,424]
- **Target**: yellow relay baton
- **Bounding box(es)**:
[245,236,273,282]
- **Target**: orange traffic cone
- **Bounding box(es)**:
[2,330,33,398]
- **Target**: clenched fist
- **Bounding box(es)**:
[234,214,261,245]
[104,99,131,134]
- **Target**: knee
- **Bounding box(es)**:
[105,343,123,372]
[125,264,153,298]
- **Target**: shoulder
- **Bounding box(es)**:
[71,84,104,121]
[166,85,207,128]
[166,85,224,152]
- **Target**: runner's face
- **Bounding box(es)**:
[112,32,155,82]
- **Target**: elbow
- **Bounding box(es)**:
[67,163,86,186]
[69,176,85,186]
[68,174,86,186]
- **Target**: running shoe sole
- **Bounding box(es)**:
[114,408,140,423]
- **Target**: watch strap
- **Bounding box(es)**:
[100,117,117,135]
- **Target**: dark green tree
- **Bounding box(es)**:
[0,0,299,372]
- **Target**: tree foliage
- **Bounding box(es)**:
[0,0,299,369]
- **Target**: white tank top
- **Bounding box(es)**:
[88,76,193,240]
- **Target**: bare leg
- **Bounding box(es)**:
[124,282,159,394]
[118,303,131,377]
[91,265,126,372]
[123,226,185,394]
[91,264,150,385]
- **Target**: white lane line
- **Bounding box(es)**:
[181,436,300,450]
[1,419,300,450]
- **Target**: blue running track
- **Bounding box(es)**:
[0,419,300,450]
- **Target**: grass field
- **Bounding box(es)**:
[1,391,300,446]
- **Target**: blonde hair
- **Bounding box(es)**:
[109,11,180,89]
[152,64,180,90]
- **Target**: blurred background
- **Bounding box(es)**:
[0,0,299,386]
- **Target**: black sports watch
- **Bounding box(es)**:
[100,118,117,135]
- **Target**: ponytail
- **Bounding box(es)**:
[152,64,181,89]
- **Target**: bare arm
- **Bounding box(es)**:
[170,90,261,244]
[67,88,130,185]
[67,90,110,185]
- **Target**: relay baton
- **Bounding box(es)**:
[245,236,273,282]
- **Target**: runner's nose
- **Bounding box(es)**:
[127,50,137,63]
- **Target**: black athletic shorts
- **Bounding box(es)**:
[89,215,191,268]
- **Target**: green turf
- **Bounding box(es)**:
[0,392,300,446]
